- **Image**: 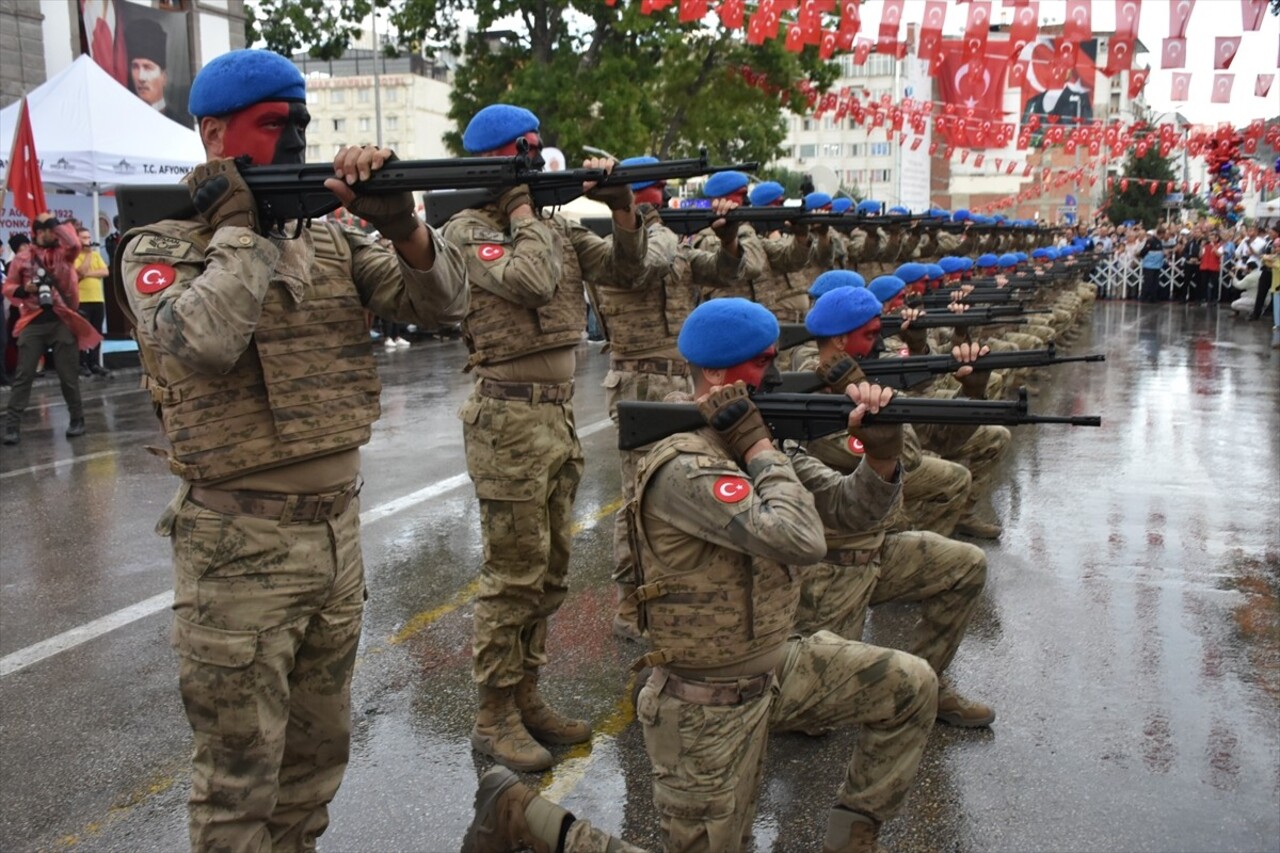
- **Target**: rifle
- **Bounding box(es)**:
[657,207,849,237]
[116,152,555,237]
[768,344,1105,393]
[423,151,758,228]
[775,309,1026,351]
[617,390,1100,450]
[918,288,1024,307]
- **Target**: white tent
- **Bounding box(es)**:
[0,54,204,192]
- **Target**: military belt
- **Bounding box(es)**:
[477,378,574,404]
[188,479,361,525]
[653,667,773,707]
[611,357,689,377]
[824,546,880,566]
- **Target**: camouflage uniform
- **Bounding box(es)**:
[444,206,660,690]
[120,217,466,851]
[632,427,936,852]
[593,207,760,635]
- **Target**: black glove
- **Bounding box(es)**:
[816,353,866,393]
[342,152,418,241]
[697,381,773,460]
[850,420,903,460]
[187,158,258,232]
[585,182,634,212]
[497,184,534,221]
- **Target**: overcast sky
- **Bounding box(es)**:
[884,0,1279,125]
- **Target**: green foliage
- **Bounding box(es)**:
[1102,145,1178,229]
[245,0,375,60]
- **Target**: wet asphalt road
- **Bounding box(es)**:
[1,300,1278,853]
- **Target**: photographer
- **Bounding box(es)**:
[1,212,102,445]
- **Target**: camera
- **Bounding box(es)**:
[32,263,54,308]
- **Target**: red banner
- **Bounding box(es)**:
[1211,73,1234,103]
[1128,66,1149,99]
[1215,37,1240,70]
[1171,72,1192,101]
[1256,74,1275,98]
[1161,38,1186,69]
[1242,0,1266,31]
[963,1,992,62]
[1114,0,1141,39]
[877,0,904,54]
[918,0,947,68]
[936,40,1009,147]
[4,99,48,223]
[1105,37,1134,76]
[1169,0,1195,37]
[1063,0,1092,44]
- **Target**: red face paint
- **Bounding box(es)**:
[489,132,544,165]
[843,318,882,359]
[634,185,665,207]
[223,101,309,166]
[723,346,778,391]
[883,291,907,312]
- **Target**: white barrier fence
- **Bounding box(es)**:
[1088,253,1234,301]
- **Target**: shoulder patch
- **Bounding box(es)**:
[133,234,195,260]
[847,436,865,455]
[136,263,178,295]
[713,475,752,503]
[477,243,505,262]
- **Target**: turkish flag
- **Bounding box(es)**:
[1064,0,1091,44]
[784,23,804,52]
[1114,0,1142,39]
[1171,72,1192,101]
[911,136,923,151]
[1211,73,1234,103]
[974,154,985,167]
[819,29,838,59]
[718,0,744,28]
[1169,0,1195,38]
[1161,37,1186,69]
[1242,0,1266,31]
[839,0,861,36]
[1024,163,1034,176]
[919,0,948,66]
[854,38,872,65]
[1215,37,1240,70]
[678,0,709,21]
[935,40,1009,146]
[878,0,904,54]
[1105,37,1134,76]
[963,1,992,62]
[1128,66,1150,99]
[1008,1,1039,62]
[4,98,48,223]
[1257,74,1276,97]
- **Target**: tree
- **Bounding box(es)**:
[1102,145,1177,229]
[246,0,376,60]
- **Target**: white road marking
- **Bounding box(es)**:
[0,450,121,480]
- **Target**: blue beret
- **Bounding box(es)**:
[953,209,971,222]
[678,298,779,368]
[462,104,540,153]
[939,256,966,274]
[749,181,784,206]
[994,214,1008,223]
[925,264,944,280]
[887,205,909,215]
[703,171,750,199]
[189,50,306,118]
[804,192,832,211]
[869,275,906,303]
[1015,252,1028,263]
[620,156,660,190]
[929,207,950,219]
[830,198,853,214]
[977,253,999,267]
[998,253,1019,268]
[809,270,865,297]
[806,287,883,337]
[960,258,974,271]
[1031,248,1053,260]
[856,200,882,215]
[895,262,927,284]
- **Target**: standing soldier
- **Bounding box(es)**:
[443,105,666,772]
[632,297,937,853]
[593,156,758,642]
[116,49,467,851]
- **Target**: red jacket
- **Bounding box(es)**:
[2,222,103,350]
[1200,242,1221,273]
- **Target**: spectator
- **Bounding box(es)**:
[2,213,102,445]
[74,227,111,376]
[1139,227,1166,303]
[1198,230,1222,305]
[1247,224,1277,321]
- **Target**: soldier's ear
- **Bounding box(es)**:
[200,116,227,158]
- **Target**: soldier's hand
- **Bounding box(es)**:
[697,381,773,461]
[946,302,970,314]
[952,342,992,398]
[710,197,740,243]
[898,307,928,351]
[583,158,634,211]
[187,158,258,232]
[846,381,902,460]
[816,352,866,393]
[496,184,535,222]
[326,146,419,242]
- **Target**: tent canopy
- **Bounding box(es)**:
[0,55,204,190]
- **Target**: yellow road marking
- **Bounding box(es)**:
[538,680,638,801]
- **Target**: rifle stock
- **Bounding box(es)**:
[617,391,1100,451]
[775,309,1028,351]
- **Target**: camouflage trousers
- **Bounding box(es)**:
[166,485,364,853]
[795,531,987,674]
[928,424,1011,520]
[564,820,650,853]
[462,391,584,687]
[637,633,937,852]
[604,367,692,592]
[897,455,971,536]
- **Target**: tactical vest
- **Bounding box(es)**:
[454,209,584,368]
[698,228,808,322]
[118,220,380,484]
[594,217,691,359]
[630,430,799,670]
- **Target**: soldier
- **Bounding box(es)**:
[796,286,995,728]
[116,49,467,851]
[632,297,937,853]
[443,104,666,772]
[593,156,758,641]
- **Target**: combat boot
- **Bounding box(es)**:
[955,517,1003,539]
[823,806,886,853]
[612,583,645,643]
[515,670,591,746]
[462,766,570,853]
[472,685,555,772]
[65,418,86,438]
[2,422,18,445]
[936,682,996,728]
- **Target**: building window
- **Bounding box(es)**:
[358,88,372,103]
[799,144,817,159]
[306,145,321,161]
[306,91,319,105]
[870,168,891,183]
[333,118,347,133]
[849,143,864,157]
[822,143,842,158]
[358,117,371,132]
[387,140,399,152]
[331,90,345,105]
[387,115,399,131]
[386,87,398,103]
[870,142,891,157]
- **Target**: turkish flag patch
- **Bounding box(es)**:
[135,263,177,294]
[712,476,751,503]
[848,436,866,455]
[477,243,505,262]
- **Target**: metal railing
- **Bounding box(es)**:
[1088,251,1234,301]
